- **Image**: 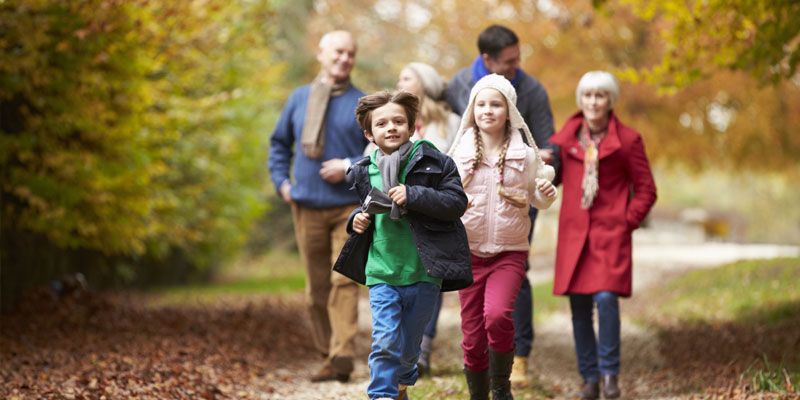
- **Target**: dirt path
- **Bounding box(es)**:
[2,224,796,399]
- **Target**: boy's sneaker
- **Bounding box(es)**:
[510,356,529,387]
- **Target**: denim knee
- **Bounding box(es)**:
[593,291,618,305]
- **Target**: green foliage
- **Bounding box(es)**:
[659,257,800,324]
[532,280,568,323]
[143,250,306,306]
[654,167,800,244]
[1,0,158,254]
[610,0,800,90]
[0,0,285,289]
[745,360,799,394]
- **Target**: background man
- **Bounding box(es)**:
[268,30,368,383]
[446,24,560,386]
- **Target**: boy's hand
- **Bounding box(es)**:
[353,212,371,234]
[535,178,557,199]
[388,184,407,206]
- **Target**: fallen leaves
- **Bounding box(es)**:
[0,291,316,399]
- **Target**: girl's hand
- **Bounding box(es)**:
[535,178,557,199]
[466,193,474,209]
[388,184,407,206]
[353,212,371,234]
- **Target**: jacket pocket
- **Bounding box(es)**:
[421,220,456,232]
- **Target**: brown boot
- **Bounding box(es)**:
[309,363,350,383]
[509,356,529,387]
[579,380,599,400]
[397,384,409,400]
[602,375,620,399]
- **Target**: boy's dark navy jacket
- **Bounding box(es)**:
[333,142,473,292]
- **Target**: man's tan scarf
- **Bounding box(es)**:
[579,122,606,209]
[301,76,350,159]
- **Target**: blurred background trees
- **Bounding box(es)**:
[2,0,798,307]
[1,0,287,305]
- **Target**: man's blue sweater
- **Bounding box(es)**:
[269,84,369,208]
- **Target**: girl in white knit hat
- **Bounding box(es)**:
[448,74,557,400]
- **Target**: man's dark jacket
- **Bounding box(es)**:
[333,143,473,292]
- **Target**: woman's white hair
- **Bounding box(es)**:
[576,71,619,109]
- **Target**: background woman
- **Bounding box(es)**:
[396,62,460,152]
[549,71,657,400]
[395,61,461,375]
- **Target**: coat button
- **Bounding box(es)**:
[570,147,578,154]
[426,167,431,170]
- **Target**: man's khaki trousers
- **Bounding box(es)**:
[291,203,359,373]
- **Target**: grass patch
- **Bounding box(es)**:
[532,280,568,323]
[647,257,800,396]
[659,257,799,324]
[146,250,306,306]
[410,372,554,399]
[742,356,800,394]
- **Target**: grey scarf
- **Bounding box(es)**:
[375,141,413,220]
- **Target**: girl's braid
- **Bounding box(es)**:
[462,125,484,187]
[495,127,511,185]
[497,126,529,208]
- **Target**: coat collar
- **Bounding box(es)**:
[355,140,440,170]
[550,110,622,161]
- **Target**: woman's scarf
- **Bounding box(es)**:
[578,121,606,209]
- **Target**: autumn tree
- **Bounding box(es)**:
[607,0,800,90]
[305,0,799,172]
[0,0,286,305]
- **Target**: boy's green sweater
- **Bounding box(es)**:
[365,140,442,288]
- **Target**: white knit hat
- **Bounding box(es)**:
[448,74,540,159]
[404,62,447,101]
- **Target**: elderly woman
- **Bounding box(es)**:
[549,71,657,400]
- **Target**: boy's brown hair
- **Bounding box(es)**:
[355,91,419,134]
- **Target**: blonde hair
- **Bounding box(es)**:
[418,96,451,128]
[402,64,452,140]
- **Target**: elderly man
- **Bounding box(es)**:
[269,30,368,383]
[445,24,560,388]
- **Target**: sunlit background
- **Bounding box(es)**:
[2,0,799,304]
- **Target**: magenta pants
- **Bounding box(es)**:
[459,251,528,372]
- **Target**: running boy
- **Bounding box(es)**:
[334,91,472,400]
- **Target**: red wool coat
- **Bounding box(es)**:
[549,111,657,297]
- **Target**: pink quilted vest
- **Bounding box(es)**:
[452,129,554,257]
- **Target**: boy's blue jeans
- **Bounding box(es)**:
[569,291,621,382]
[368,282,440,399]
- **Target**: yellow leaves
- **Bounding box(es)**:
[614,0,800,88]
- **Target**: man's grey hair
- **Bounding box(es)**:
[318,30,356,50]
[576,71,620,109]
